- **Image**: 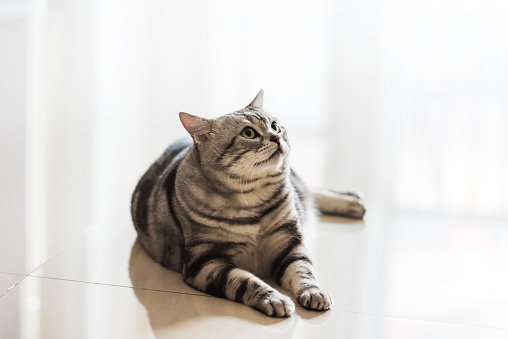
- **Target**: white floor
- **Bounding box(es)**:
[1,207,507,339]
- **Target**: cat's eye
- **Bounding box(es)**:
[271,121,280,133]
[241,127,258,139]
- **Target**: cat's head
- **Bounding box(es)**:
[179,90,290,176]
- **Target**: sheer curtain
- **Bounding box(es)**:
[26,0,508,245]
[27,0,335,233]
[379,0,508,217]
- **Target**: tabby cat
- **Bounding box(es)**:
[131,90,366,317]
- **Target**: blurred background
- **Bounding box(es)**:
[2,0,508,276]
[1,0,508,336]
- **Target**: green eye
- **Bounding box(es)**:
[241,127,257,139]
[271,121,280,132]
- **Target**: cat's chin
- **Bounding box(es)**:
[255,148,282,166]
[254,150,287,173]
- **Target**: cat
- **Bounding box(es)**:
[131,90,366,317]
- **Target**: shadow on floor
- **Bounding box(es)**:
[128,239,301,334]
[128,238,334,336]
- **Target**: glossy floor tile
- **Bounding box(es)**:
[0,273,23,297]
[1,275,507,339]
[25,208,508,333]
[0,274,25,339]
[315,212,508,329]
[0,287,20,339]
[30,211,200,296]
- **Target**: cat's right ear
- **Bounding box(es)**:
[179,112,214,143]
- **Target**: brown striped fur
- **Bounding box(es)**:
[131,90,335,317]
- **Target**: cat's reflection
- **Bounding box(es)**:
[129,238,303,336]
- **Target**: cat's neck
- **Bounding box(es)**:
[182,145,290,198]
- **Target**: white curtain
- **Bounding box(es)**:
[25,0,508,253]
[381,0,508,217]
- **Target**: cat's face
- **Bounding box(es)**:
[179,90,290,177]
[211,109,290,176]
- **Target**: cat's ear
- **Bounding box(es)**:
[179,112,214,143]
[247,89,264,109]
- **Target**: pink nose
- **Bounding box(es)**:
[271,135,280,144]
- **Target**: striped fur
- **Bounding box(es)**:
[131,96,333,317]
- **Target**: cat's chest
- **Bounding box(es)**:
[229,204,299,277]
[231,244,265,277]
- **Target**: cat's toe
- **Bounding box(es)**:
[255,291,295,317]
[297,288,333,311]
[347,200,366,219]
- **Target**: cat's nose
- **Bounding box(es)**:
[270,135,280,144]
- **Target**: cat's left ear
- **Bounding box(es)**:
[247,89,264,109]
[179,112,214,143]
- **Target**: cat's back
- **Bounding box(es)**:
[132,137,192,211]
[131,136,193,272]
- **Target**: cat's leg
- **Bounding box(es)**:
[271,238,333,311]
[182,253,295,317]
[311,188,366,219]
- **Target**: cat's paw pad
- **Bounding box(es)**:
[297,287,333,311]
[255,291,295,317]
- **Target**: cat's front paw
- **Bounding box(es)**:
[254,290,295,317]
[297,287,333,311]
